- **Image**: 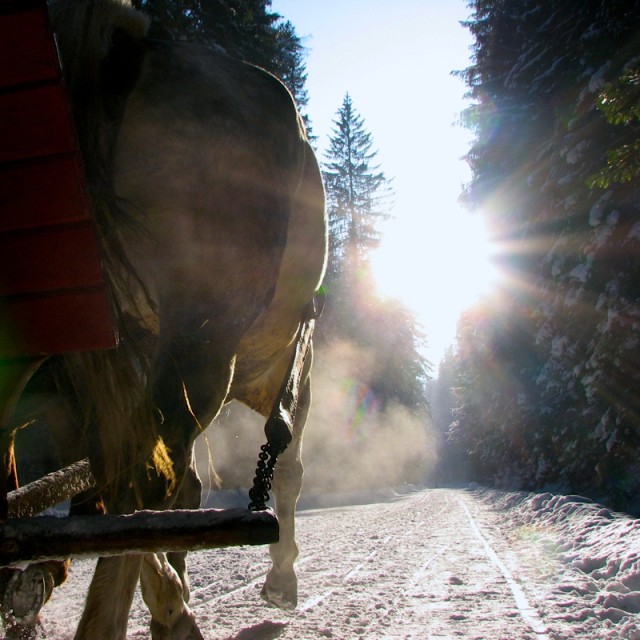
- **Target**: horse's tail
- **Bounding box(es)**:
[48,1,168,506]
[58,347,159,509]
[48,0,152,312]
[49,0,149,240]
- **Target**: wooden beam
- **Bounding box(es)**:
[0,508,279,567]
[8,458,95,518]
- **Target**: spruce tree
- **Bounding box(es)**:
[588,63,640,189]
[323,93,391,280]
[131,0,314,135]
[318,94,429,424]
[132,0,280,69]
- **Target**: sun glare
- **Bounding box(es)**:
[372,207,501,363]
[451,213,501,305]
[269,0,482,365]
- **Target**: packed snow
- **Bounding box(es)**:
[28,487,640,638]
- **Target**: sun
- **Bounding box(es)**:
[447,212,501,307]
[371,206,501,364]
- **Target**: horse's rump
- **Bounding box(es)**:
[46,0,325,504]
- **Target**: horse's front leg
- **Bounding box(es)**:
[75,555,143,640]
[261,371,311,610]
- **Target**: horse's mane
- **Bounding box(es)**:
[48,0,168,504]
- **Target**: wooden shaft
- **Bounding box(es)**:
[8,458,95,518]
[0,507,279,567]
[0,357,47,520]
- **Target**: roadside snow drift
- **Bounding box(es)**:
[478,488,640,640]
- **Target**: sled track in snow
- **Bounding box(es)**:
[458,496,550,639]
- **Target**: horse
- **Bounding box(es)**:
[8,0,327,637]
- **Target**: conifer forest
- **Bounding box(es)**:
[433,1,640,510]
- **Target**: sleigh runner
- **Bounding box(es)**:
[0,0,326,637]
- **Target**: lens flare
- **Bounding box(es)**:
[341,378,381,443]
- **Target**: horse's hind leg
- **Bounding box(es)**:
[261,361,312,611]
[140,553,203,640]
[74,440,204,640]
[167,450,202,603]
[75,465,203,640]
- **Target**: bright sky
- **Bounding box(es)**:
[272,0,499,368]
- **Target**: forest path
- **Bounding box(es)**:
[42,487,590,639]
[290,487,551,639]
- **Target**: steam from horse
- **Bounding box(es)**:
[5,0,327,638]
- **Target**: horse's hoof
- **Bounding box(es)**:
[260,578,297,611]
[4,621,42,640]
[150,609,204,640]
[2,566,46,627]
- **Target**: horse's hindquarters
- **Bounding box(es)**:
[42,3,327,634]
[111,41,310,427]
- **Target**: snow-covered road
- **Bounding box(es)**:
[41,488,640,639]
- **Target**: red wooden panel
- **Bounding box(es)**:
[0,155,90,233]
[0,223,106,296]
[0,5,59,88]
[0,0,118,356]
[0,84,76,163]
[0,289,116,357]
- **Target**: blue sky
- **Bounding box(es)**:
[271,1,497,367]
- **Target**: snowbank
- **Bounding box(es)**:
[476,487,640,640]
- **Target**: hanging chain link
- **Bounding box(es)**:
[247,292,324,512]
[248,441,288,512]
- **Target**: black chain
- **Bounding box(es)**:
[247,441,287,511]
[246,292,324,512]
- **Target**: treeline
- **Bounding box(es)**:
[432,1,640,508]
[130,1,432,489]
